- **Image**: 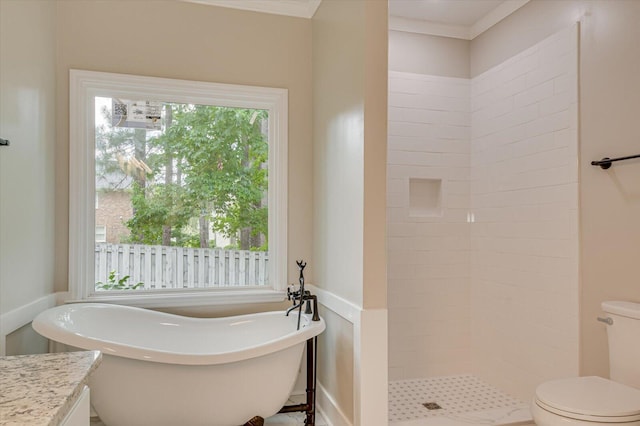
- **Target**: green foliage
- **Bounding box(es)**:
[125,181,197,246]
[165,106,268,247]
[98,101,269,250]
[96,270,144,291]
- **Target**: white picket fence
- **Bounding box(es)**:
[95,243,269,289]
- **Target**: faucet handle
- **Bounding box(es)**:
[287,284,298,300]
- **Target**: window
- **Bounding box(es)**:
[70,70,288,306]
[95,226,107,243]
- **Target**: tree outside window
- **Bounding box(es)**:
[95,99,269,290]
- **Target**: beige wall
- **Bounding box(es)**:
[0,0,56,319]
[312,0,365,307]
[312,2,363,419]
[312,0,387,309]
[54,0,313,291]
[389,30,470,78]
[362,0,388,310]
[312,0,388,421]
[471,0,640,379]
[317,306,354,422]
[5,323,48,356]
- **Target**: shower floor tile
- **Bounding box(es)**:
[389,374,532,425]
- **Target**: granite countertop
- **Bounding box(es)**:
[0,351,102,426]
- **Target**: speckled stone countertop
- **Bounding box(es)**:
[0,351,102,426]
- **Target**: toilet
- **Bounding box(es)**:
[531,301,640,426]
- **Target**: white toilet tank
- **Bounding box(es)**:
[602,301,640,389]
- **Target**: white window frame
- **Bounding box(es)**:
[69,69,288,307]
[95,225,106,243]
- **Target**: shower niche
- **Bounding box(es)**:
[408,178,442,218]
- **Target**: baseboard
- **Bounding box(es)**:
[0,293,57,355]
[316,381,353,426]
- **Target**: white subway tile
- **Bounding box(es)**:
[389,106,444,125]
[553,73,577,95]
[539,90,572,117]
[472,96,514,124]
[388,26,579,387]
[524,109,571,138]
[389,136,470,154]
[514,80,554,108]
[387,177,408,194]
[390,77,470,98]
[539,26,577,62]
[526,51,576,88]
[386,191,407,208]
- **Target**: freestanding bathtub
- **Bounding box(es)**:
[32,303,325,426]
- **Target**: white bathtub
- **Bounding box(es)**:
[32,303,325,426]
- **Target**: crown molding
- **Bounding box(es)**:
[182,0,322,19]
[389,15,470,40]
[470,0,529,39]
[390,0,530,41]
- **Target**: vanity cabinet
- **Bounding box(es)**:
[0,351,101,426]
[60,386,91,426]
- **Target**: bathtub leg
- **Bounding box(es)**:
[278,337,318,425]
[304,337,317,426]
[243,416,264,426]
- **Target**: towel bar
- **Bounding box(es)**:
[591,153,640,169]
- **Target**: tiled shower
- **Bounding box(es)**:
[387,26,580,424]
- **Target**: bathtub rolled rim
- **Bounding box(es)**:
[32,303,325,366]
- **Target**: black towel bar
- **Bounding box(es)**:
[591,153,640,169]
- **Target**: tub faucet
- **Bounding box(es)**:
[286,288,320,321]
[286,260,320,327]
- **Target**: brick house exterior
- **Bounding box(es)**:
[95,190,132,243]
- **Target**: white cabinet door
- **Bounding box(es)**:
[61,386,90,426]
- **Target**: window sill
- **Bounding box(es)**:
[65,289,287,309]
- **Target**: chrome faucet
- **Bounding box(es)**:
[286,260,320,329]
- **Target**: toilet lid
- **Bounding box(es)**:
[536,376,640,419]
